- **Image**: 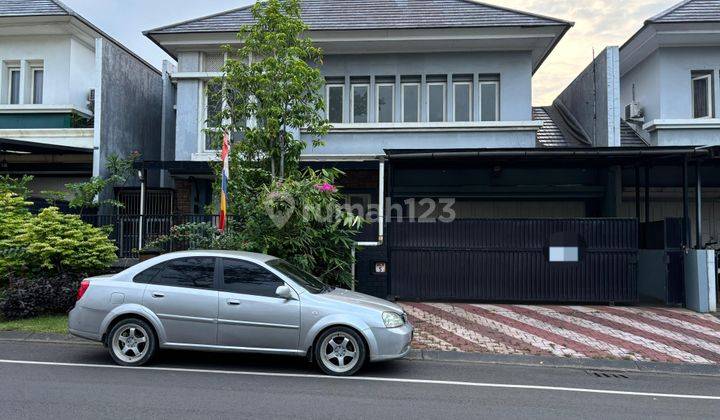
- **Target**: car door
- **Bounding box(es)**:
[217,258,300,352]
[141,257,219,346]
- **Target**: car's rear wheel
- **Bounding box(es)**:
[107,318,156,366]
[315,326,366,376]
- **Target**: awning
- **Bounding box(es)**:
[0,137,93,155]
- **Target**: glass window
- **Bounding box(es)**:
[480,82,499,121]
[692,72,713,119]
[152,257,215,289]
[267,259,329,294]
[351,84,369,123]
[222,258,285,298]
[326,85,344,123]
[376,84,394,123]
[9,69,20,105]
[32,69,43,105]
[428,83,446,122]
[204,82,224,150]
[133,262,166,284]
[402,83,420,122]
[454,82,472,122]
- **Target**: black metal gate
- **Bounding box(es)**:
[389,219,639,303]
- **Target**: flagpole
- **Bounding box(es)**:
[219,132,230,232]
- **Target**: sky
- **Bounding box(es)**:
[61,0,680,105]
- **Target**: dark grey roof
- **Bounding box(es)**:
[533,106,589,148]
[620,120,648,147]
[147,0,570,34]
[648,0,720,23]
[0,0,71,17]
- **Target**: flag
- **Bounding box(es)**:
[219,132,230,232]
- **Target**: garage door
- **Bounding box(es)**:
[389,219,638,303]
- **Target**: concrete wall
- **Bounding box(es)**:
[160,60,177,188]
[97,38,162,205]
[0,35,94,110]
[555,47,620,147]
[657,47,720,120]
[620,50,661,126]
[174,52,202,161]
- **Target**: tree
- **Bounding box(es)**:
[196,0,364,287]
[208,0,329,180]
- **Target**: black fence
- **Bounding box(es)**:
[389,218,639,303]
[80,214,236,258]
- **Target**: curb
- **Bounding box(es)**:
[3,331,720,377]
[406,349,720,377]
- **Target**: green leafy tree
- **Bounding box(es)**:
[209,0,330,179]
[0,207,117,274]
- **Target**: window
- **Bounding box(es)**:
[31,68,43,104]
[203,81,224,150]
[453,82,472,122]
[479,81,499,121]
[151,257,215,289]
[427,82,446,122]
[133,263,166,284]
[221,258,285,298]
[326,84,344,123]
[351,84,369,123]
[376,83,395,123]
[402,83,420,122]
[8,68,20,104]
[692,71,714,119]
[267,259,327,294]
[204,53,225,72]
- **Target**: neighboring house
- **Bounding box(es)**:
[552,0,720,249]
[145,0,716,305]
[0,0,163,211]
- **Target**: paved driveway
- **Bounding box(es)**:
[400,303,720,364]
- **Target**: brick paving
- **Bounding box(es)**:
[400,303,720,364]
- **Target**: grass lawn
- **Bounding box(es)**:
[0,315,68,334]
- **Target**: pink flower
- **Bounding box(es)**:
[314,182,336,192]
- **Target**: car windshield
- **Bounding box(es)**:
[267,259,331,294]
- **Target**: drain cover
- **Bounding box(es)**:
[586,370,629,379]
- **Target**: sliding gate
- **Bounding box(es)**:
[389,219,639,303]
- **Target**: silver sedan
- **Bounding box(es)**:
[69,250,413,376]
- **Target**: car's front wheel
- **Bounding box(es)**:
[315,326,367,376]
[107,318,157,366]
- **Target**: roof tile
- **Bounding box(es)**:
[649,0,720,23]
[0,0,70,17]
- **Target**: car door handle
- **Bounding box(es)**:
[226,299,241,306]
[152,292,165,298]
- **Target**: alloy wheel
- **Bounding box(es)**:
[111,323,149,363]
[319,332,360,374]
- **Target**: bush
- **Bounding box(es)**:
[0,207,117,275]
[1,273,80,320]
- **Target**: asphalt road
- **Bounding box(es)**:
[0,340,719,419]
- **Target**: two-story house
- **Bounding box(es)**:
[0,0,163,211]
[146,0,695,304]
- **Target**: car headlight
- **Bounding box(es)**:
[382,312,405,328]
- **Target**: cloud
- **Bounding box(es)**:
[62,0,679,105]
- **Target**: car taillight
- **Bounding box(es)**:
[76,279,90,301]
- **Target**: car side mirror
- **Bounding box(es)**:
[276,285,294,300]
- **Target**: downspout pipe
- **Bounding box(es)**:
[351,157,385,290]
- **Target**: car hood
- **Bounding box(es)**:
[319,288,404,313]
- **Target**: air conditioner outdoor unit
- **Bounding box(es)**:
[87,89,95,112]
[625,102,643,121]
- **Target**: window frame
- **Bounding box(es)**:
[325,83,345,124]
[426,82,447,123]
[453,81,473,122]
[139,257,218,290]
[219,257,288,299]
[691,72,714,119]
[8,67,20,105]
[350,83,370,124]
[30,67,43,105]
[478,80,500,122]
[401,83,421,123]
[375,83,395,123]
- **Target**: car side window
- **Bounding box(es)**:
[133,262,167,284]
[151,257,215,289]
[222,258,285,298]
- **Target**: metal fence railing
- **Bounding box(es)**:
[79,214,236,258]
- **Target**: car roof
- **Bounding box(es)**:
[158,250,279,263]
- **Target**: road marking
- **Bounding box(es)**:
[1,358,719,401]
